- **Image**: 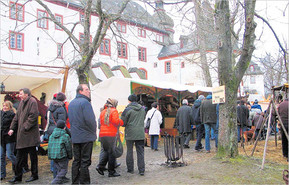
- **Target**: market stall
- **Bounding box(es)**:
[91,77,212,135]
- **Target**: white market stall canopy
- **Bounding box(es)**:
[91,77,212,118]
[0,66,63,102]
[1,66,63,92]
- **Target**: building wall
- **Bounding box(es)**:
[1,0,164,77]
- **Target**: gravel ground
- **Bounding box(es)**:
[1,137,287,184]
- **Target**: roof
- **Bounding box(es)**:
[272,84,289,91]
[56,0,169,34]
[157,29,218,59]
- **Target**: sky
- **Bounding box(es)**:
[138,0,289,60]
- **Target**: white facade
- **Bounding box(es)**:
[0,0,173,100]
[0,0,264,102]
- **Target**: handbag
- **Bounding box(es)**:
[145,110,156,129]
[43,111,56,141]
[114,125,123,158]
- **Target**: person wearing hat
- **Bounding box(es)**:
[48,120,72,184]
[97,98,123,177]
[121,94,146,176]
[175,99,194,148]
[251,99,262,112]
[46,92,67,139]
[45,92,68,178]
[144,102,163,151]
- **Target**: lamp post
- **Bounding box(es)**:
[0,82,5,93]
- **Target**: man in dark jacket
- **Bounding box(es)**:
[121,94,146,176]
[8,88,40,183]
[192,99,204,151]
[175,99,194,148]
[278,98,288,160]
[200,95,218,153]
[237,100,249,142]
[68,84,97,184]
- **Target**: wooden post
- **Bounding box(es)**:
[61,66,69,93]
[261,103,273,170]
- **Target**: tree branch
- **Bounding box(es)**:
[35,0,80,46]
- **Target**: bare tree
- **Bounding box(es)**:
[215,0,257,157]
[35,0,130,84]
[192,0,212,87]
[257,52,287,95]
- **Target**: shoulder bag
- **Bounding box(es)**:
[114,123,123,158]
[145,110,156,129]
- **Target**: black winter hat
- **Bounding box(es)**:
[56,92,66,102]
[57,120,66,129]
[128,94,137,102]
[151,102,158,108]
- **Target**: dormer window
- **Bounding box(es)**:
[156,34,164,43]
[250,65,254,72]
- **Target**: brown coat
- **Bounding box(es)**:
[10,95,40,149]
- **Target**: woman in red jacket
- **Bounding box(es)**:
[98,98,123,177]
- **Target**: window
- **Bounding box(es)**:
[250,65,254,72]
[181,62,185,68]
[99,39,111,56]
[9,31,24,51]
[79,33,92,44]
[139,68,147,79]
[79,12,85,24]
[165,61,171,73]
[117,42,127,59]
[250,76,256,84]
[9,2,24,21]
[156,34,164,42]
[55,14,63,30]
[138,28,146,38]
[79,33,84,44]
[37,10,48,29]
[117,22,126,33]
[57,43,63,58]
[79,12,91,25]
[138,47,146,62]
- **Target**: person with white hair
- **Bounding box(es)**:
[175,99,194,148]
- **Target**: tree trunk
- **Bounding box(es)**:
[193,0,213,87]
[215,0,239,157]
[215,0,257,158]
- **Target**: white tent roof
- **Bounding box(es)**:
[0,66,62,92]
[129,78,212,94]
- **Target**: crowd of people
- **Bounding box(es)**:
[0,85,288,184]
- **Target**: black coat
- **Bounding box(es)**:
[1,110,16,145]
[46,100,67,135]
[200,99,217,124]
[175,105,193,133]
[237,105,249,126]
[192,100,202,125]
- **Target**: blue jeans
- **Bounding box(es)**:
[238,125,247,142]
[150,135,159,150]
[1,142,17,178]
[211,128,215,140]
[204,123,218,151]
